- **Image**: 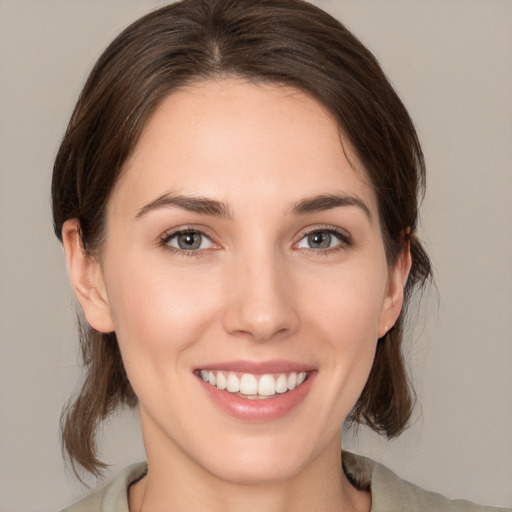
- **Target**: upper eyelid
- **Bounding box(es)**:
[162,230,212,244]
[296,225,351,239]
[160,225,216,241]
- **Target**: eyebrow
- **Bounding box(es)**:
[136,192,371,222]
[136,193,232,219]
[290,194,372,221]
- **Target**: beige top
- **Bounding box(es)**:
[61,452,509,512]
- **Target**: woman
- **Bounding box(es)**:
[52,0,507,510]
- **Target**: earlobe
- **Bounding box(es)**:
[378,243,412,338]
[61,219,115,333]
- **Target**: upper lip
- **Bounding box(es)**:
[194,359,316,374]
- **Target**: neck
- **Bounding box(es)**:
[130,420,370,512]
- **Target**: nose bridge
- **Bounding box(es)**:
[223,244,298,342]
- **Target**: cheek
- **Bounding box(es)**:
[301,256,388,343]
[103,257,222,374]
[297,256,388,405]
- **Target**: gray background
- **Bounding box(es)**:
[0,1,511,510]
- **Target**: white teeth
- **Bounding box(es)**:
[287,372,297,391]
[258,374,276,396]
[226,373,240,392]
[275,374,288,393]
[216,371,227,390]
[199,370,308,397]
[240,373,258,395]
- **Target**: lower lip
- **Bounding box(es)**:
[197,373,316,422]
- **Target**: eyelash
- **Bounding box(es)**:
[294,226,352,254]
[159,226,216,258]
[159,226,352,257]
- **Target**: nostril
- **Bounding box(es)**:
[222,263,300,341]
[223,304,299,342]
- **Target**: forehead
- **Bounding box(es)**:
[112,79,377,218]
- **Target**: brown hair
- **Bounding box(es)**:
[52,0,432,477]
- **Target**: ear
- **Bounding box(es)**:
[378,241,412,338]
[61,219,115,333]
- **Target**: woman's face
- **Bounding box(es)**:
[79,79,407,483]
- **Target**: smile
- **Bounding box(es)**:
[198,370,308,398]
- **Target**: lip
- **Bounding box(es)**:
[194,359,316,375]
[195,360,317,422]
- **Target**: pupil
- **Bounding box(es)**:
[308,231,331,248]
[178,232,201,250]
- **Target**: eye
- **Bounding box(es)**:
[295,229,350,250]
[162,230,214,251]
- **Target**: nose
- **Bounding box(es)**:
[222,252,299,343]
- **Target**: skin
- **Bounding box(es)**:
[63,79,410,512]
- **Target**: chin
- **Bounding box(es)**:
[190,432,325,486]
[203,454,307,485]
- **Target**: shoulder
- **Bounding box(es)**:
[343,452,509,512]
[60,463,147,512]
